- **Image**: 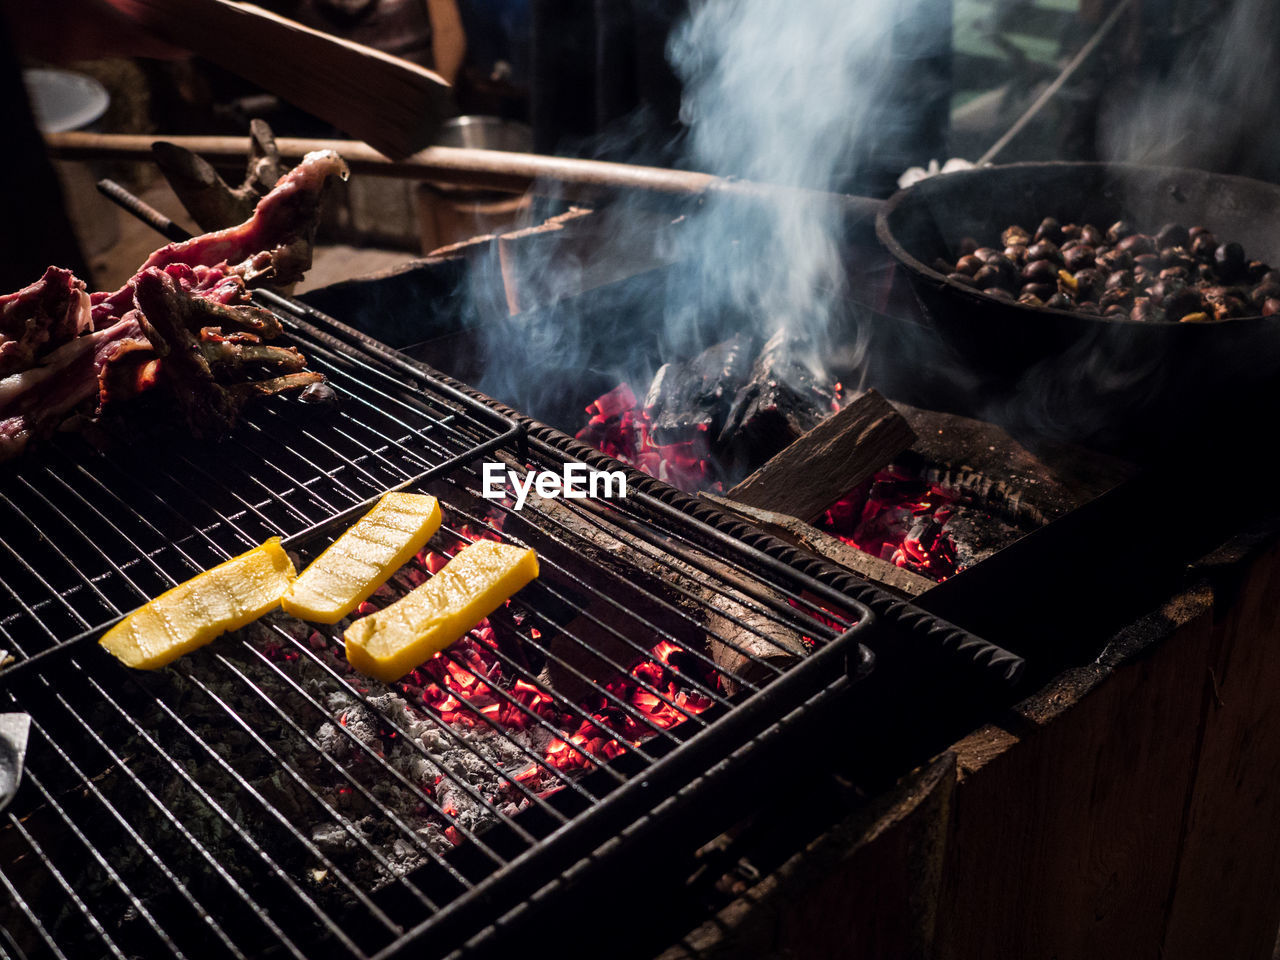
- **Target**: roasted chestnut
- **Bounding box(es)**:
[1162,288,1204,322]
[1062,245,1095,271]
[1214,242,1246,280]
[1105,269,1134,292]
[1020,282,1055,301]
[1001,225,1031,246]
[1251,281,1280,305]
[1129,297,1157,323]
[1097,248,1133,272]
[1022,259,1058,283]
[973,265,1006,289]
[1156,223,1189,249]
[1026,240,1062,264]
[1190,233,1218,260]
[1073,268,1104,296]
[1034,217,1063,243]
[1116,234,1155,257]
[1079,224,1105,247]
[955,254,983,276]
[1105,220,1134,245]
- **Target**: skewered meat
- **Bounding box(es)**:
[0,151,348,462]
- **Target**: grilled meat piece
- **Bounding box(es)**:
[0,316,148,461]
[0,267,91,377]
[131,268,321,435]
[91,150,350,326]
[0,151,344,462]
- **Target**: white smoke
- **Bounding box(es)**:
[474,0,916,425]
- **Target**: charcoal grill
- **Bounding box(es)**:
[0,283,1021,960]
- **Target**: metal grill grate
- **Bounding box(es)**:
[0,300,520,667]
[0,300,877,960]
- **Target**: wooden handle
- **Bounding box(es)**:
[129,0,452,158]
[45,131,885,218]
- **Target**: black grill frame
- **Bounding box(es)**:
[0,269,1025,960]
[0,297,891,960]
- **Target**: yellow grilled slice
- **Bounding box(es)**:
[282,492,442,624]
[344,540,539,682]
[99,538,296,670]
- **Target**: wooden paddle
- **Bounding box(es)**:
[129,0,453,158]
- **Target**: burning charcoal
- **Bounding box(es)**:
[716,330,837,481]
[644,333,755,446]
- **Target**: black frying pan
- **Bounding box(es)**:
[875,161,1280,445]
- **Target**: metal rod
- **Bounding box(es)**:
[57,131,884,218]
[96,178,192,242]
[978,0,1136,166]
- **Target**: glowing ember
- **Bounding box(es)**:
[575,384,722,494]
[398,612,715,790]
[818,471,962,580]
[577,383,961,582]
